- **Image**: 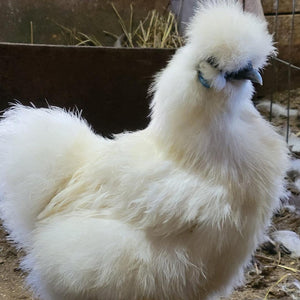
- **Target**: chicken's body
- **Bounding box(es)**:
[0,2,288,300]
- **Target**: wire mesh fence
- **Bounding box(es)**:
[268,0,299,143]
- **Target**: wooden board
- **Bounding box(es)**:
[266,14,300,64]
[262,0,300,15]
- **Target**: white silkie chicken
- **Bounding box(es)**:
[0,1,289,300]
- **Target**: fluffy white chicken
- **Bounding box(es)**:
[0,1,289,299]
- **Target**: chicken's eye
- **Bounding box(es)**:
[206,56,219,68]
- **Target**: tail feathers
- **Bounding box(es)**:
[0,104,100,247]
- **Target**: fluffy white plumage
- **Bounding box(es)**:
[0,1,289,299]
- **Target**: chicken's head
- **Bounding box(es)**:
[186,0,276,91]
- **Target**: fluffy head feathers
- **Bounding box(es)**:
[187,0,276,72]
[150,0,276,127]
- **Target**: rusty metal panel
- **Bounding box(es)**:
[0,43,174,136]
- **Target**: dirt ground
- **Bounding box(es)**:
[0,224,34,300]
[0,89,300,299]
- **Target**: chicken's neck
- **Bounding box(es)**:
[148,80,256,177]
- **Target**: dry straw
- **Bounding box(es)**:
[55,22,102,47]
[56,3,183,48]
[105,3,184,48]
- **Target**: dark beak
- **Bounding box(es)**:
[225,63,263,85]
